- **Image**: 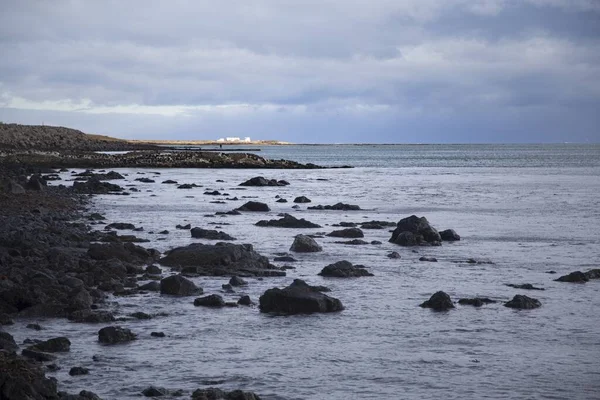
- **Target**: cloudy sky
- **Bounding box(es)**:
[1,0,599,143]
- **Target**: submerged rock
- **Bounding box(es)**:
[308,203,361,211]
[420,291,454,311]
[259,279,343,314]
[505,283,545,291]
[458,298,497,307]
[256,213,321,228]
[389,215,442,246]
[504,295,541,309]
[290,234,323,253]
[29,337,71,353]
[318,260,373,278]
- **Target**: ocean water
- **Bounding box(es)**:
[9,144,600,399]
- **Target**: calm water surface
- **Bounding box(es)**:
[8,144,600,399]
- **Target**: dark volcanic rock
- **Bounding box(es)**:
[294,196,311,203]
[239,177,289,187]
[98,326,137,344]
[162,180,178,184]
[176,223,191,230]
[237,201,270,212]
[29,337,71,352]
[290,234,323,252]
[134,177,155,183]
[139,281,161,291]
[334,239,369,245]
[87,242,159,264]
[318,260,373,277]
[73,177,123,194]
[585,269,600,280]
[69,310,115,323]
[387,252,401,259]
[193,294,225,308]
[308,202,361,211]
[419,256,438,262]
[21,349,56,362]
[160,275,201,296]
[0,331,18,352]
[238,295,253,306]
[69,366,89,376]
[192,388,262,400]
[259,279,344,314]
[505,283,545,290]
[420,291,454,311]
[554,271,589,283]
[229,276,248,286]
[105,222,136,230]
[150,332,165,338]
[142,386,168,397]
[0,351,59,400]
[389,215,442,246]
[159,242,281,277]
[458,297,497,307]
[326,228,364,238]
[191,227,236,241]
[439,229,461,241]
[256,213,321,228]
[76,170,125,180]
[504,295,541,309]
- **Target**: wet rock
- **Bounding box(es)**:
[134,177,155,183]
[191,227,236,241]
[162,180,178,184]
[204,190,221,195]
[440,229,461,241]
[360,220,396,229]
[88,213,106,221]
[139,281,161,291]
[0,331,18,352]
[555,271,589,283]
[105,222,136,230]
[76,170,124,180]
[229,276,248,286]
[0,351,59,399]
[146,265,162,275]
[505,283,545,290]
[192,387,262,400]
[256,213,321,228]
[160,275,202,296]
[308,203,361,211]
[239,177,289,187]
[274,255,297,262]
[318,260,373,277]
[387,252,401,259]
[26,174,46,191]
[69,310,116,323]
[73,177,123,194]
[290,234,323,253]
[151,332,165,338]
[98,326,137,344]
[130,312,152,320]
[259,279,343,314]
[176,223,191,229]
[275,198,287,203]
[69,366,89,376]
[59,389,103,399]
[458,298,497,307]
[26,323,43,331]
[504,295,541,309]
[237,201,270,212]
[326,228,364,238]
[238,295,253,306]
[294,196,311,203]
[177,183,199,189]
[87,242,159,264]
[0,313,14,326]
[389,215,442,246]
[420,291,454,311]
[142,386,168,397]
[585,268,600,280]
[194,294,225,307]
[29,337,71,352]
[419,256,438,262]
[21,349,56,362]
[334,239,369,245]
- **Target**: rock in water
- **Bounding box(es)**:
[294,196,311,203]
[420,291,454,311]
[239,176,289,186]
[439,229,461,241]
[29,337,71,352]
[259,279,343,314]
[504,295,541,309]
[458,298,497,307]
[326,228,364,238]
[290,234,323,252]
[193,294,225,307]
[236,201,270,212]
[191,227,236,240]
[389,215,442,246]
[554,271,589,283]
[256,213,321,228]
[98,326,137,344]
[0,331,18,352]
[160,275,202,296]
[192,388,263,400]
[229,276,248,286]
[318,260,373,277]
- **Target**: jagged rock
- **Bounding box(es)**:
[98,326,136,344]
[326,228,364,238]
[275,198,287,203]
[294,196,311,203]
[256,213,321,228]
[160,275,202,296]
[134,177,155,183]
[439,229,461,241]
[318,260,373,277]
[420,291,454,311]
[239,177,289,187]
[290,234,323,252]
[458,298,497,307]
[193,294,225,307]
[504,295,541,309]
[505,283,545,290]
[191,227,236,241]
[176,223,191,229]
[308,203,360,211]
[73,177,123,194]
[237,201,270,212]
[259,279,343,314]
[389,215,442,246]
[555,271,589,283]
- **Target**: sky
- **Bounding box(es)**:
[0,0,599,143]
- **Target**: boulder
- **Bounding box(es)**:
[504,295,541,309]
[238,295,253,306]
[139,281,161,291]
[73,177,123,194]
[29,337,70,353]
[191,227,236,241]
[294,196,311,203]
[458,298,497,307]
[98,326,136,344]
[68,366,89,376]
[0,331,18,352]
[160,275,201,296]
[318,260,373,278]
[229,276,248,286]
[439,229,461,241]
[0,351,59,399]
[585,268,600,280]
[256,213,321,228]
[159,243,280,277]
[419,256,437,262]
[326,228,364,238]
[237,201,270,212]
[193,294,225,308]
[259,279,343,314]
[290,235,323,253]
[420,291,454,311]
[105,222,136,230]
[239,177,289,187]
[26,175,46,191]
[389,215,442,246]
[87,242,159,264]
[387,252,401,259]
[142,386,168,397]
[554,271,589,283]
[134,177,155,183]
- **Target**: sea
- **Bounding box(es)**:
[9,144,600,399]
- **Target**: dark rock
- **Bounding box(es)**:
[162,180,178,184]
[505,283,545,290]
[308,202,361,211]
[0,331,18,352]
[26,174,46,191]
[504,295,541,309]
[130,312,152,320]
[29,337,70,352]
[158,230,169,235]
[21,348,56,362]
[98,326,137,344]
[326,228,364,238]
[387,252,401,259]
[146,265,162,275]
[191,227,236,241]
[389,215,442,246]
[177,183,199,189]
[73,177,123,194]
[275,198,287,203]
[192,387,262,400]
[0,351,59,399]
[204,190,221,196]
[290,234,323,252]
[69,310,115,323]
[105,222,136,230]
[458,298,497,307]
[256,213,321,228]
[555,271,589,283]
[259,279,343,314]
[239,177,289,187]
[419,256,438,262]
[420,291,454,311]
[134,178,155,183]
[334,239,369,245]
[26,323,43,331]
[176,223,191,230]
[0,313,14,325]
[440,229,461,241]
[371,241,382,245]
[139,281,161,291]
[360,220,396,229]
[294,196,311,203]
[194,294,225,307]
[160,275,201,296]
[151,332,165,338]
[585,268,600,280]
[87,213,106,221]
[142,386,168,397]
[237,201,270,212]
[238,295,253,306]
[87,242,159,264]
[274,256,297,262]
[229,276,248,286]
[318,260,373,277]
[69,366,89,376]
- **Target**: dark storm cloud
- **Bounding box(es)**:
[0,0,598,142]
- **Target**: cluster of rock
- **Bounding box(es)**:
[419,291,541,311]
[389,215,459,246]
[256,213,321,228]
[239,177,290,186]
